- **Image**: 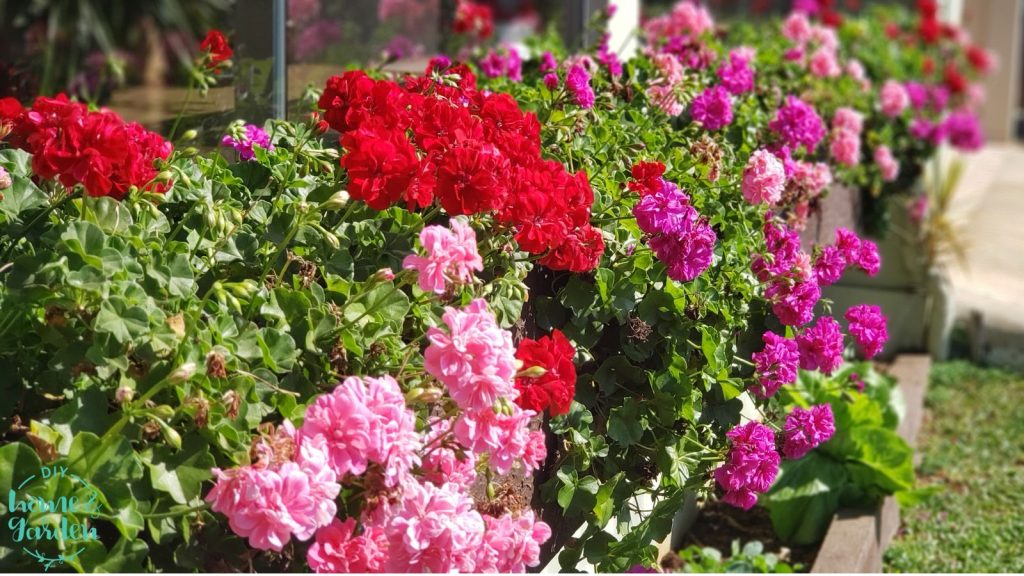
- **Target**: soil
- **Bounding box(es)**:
[670,501,821,572]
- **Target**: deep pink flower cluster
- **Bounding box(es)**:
[754,218,821,326]
[717,51,755,95]
[221,124,274,161]
[402,218,483,294]
[797,316,845,375]
[751,331,800,397]
[833,227,881,277]
[714,422,780,510]
[566,64,596,109]
[782,404,836,459]
[769,96,826,152]
[690,86,734,131]
[480,46,523,81]
[845,304,889,358]
[630,162,717,282]
[943,110,985,151]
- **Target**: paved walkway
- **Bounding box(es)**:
[946,143,1024,367]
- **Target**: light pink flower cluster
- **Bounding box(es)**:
[781,11,841,75]
[402,217,484,294]
[874,145,900,182]
[715,422,780,510]
[742,149,787,205]
[425,298,518,411]
[643,0,714,45]
[646,53,686,116]
[300,375,421,486]
[206,423,341,552]
[880,79,910,117]
[782,404,836,459]
[210,372,549,571]
[830,107,863,168]
[797,316,845,375]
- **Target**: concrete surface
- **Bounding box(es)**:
[945,144,1024,368]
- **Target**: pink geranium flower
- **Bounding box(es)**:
[402,217,483,294]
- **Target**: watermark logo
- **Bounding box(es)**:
[5,465,101,571]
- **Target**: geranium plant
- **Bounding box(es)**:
[0,0,987,572]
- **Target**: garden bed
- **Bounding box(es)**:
[667,354,931,573]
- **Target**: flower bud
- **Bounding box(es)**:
[374,268,396,282]
[180,129,199,142]
[115,386,134,404]
[319,190,350,211]
[168,362,197,384]
[517,365,548,379]
[181,146,200,157]
[0,167,12,190]
[158,419,182,450]
[322,230,340,250]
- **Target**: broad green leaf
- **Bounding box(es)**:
[145,434,215,505]
[762,452,850,545]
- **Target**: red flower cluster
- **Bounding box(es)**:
[916,0,940,44]
[200,30,233,70]
[319,65,604,272]
[453,0,494,40]
[514,330,577,417]
[0,95,172,199]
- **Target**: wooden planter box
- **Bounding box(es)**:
[809,354,931,573]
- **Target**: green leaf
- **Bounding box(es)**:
[846,426,914,493]
[762,453,850,545]
[0,442,43,509]
[92,538,149,571]
[608,399,646,447]
[94,298,150,345]
[145,434,215,505]
[64,432,144,508]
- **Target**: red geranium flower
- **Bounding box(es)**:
[453,0,494,40]
[341,123,418,210]
[514,330,577,417]
[943,62,967,94]
[200,29,233,69]
[628,161,667,196]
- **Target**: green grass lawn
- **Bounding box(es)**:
[884,361,1024,572]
